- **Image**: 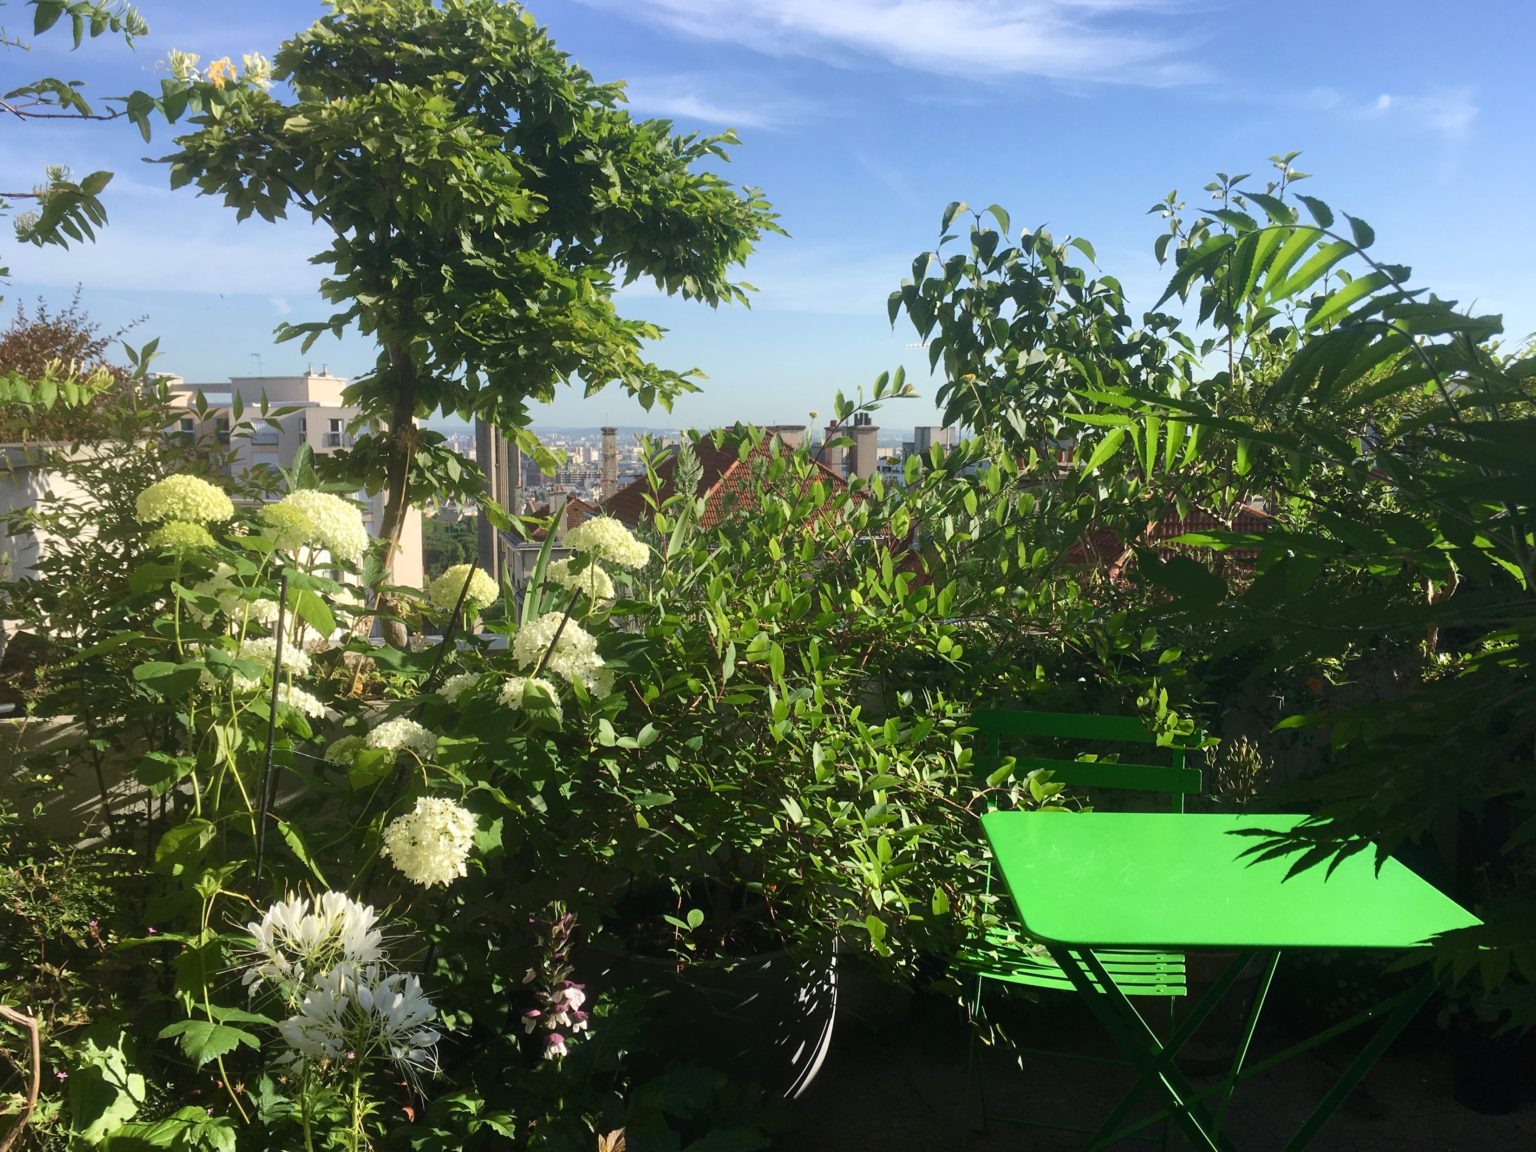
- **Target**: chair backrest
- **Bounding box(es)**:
[972,709,1202,813]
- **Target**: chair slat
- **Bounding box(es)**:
[974,709,1159,744]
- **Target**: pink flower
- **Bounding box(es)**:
[521,1009,541,1035]
[544,1033,567,1061]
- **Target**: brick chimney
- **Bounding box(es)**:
[819,419,847,476]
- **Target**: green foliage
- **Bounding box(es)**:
[161,0,783,569]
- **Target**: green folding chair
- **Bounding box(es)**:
[960,709,1203,1146]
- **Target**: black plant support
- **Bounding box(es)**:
[423,563,482,691]
[253,568,290,886]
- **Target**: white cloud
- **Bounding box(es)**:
[620,75,805,129]
[577,0,1205,86]
[1359,88,1477,142]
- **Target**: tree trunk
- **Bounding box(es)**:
[372,345,419,649]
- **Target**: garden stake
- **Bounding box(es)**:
[253,568,290,885]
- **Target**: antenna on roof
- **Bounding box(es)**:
[251,353,263,376]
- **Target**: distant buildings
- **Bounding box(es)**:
[163,370,424,587]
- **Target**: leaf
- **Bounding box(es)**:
[985,203,1011,237]
[157,1019,260,1068]
[1344,212,1375,249]
[155,819,217,876]
[277,818,329,886]
[1082,428,1126,472]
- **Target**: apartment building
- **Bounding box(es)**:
[166,371,424,587]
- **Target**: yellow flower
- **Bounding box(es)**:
[135,475,235,524]
[206,57,236,89]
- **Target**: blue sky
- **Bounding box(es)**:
[5,0,1534,433]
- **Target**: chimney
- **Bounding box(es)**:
[819,419,847,476]
[548,492,569,541]
[765,424,806,452]
[600,426,618,499]
[850,412,880,479]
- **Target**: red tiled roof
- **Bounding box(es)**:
[1066,503,1274,581]
[603,427,855,530]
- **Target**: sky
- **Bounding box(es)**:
[5,0,1535,434]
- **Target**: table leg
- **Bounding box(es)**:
[1051,945,1247,1152]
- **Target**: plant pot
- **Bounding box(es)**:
[603,940,839,1100]
[1452,1023,1528,1115]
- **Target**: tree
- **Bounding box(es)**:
[163,0,782,589]
[1,2,152,283]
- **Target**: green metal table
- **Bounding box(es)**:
[979,811,1481,1151]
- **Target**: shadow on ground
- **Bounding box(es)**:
[782,963,1536,1151]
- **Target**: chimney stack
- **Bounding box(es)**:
[819,419,847,476]
[766,424,806,453]
[600,426,618,499]
[850,412,880,479]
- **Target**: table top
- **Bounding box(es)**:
[980,811,1481,951]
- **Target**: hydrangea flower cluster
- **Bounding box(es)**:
[365,717,438,758]
[186,564,281,630]
[146,520,216,556]
[276,683,328,719]
[135,475,235,525]
[323,735,366,767]
[259,490,369,564]
[233,636,313,690]
[498,675,563,723]
[512,612,612,698]
[564,517,650,570]
[426,564,499,617]
[380,796,477,888]
[435,673,480,704]
[546,557,615,602]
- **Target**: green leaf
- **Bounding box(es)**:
[1344,212,1375,249]
[277,818,329,886]
[157,1019,260,1068]
[1082,428,1127,472]
[155,819,217,876]
[1294,194,1334,228]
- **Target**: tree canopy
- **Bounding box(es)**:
[163,0,783,570]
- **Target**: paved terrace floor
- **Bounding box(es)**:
[787,963,1536,1151]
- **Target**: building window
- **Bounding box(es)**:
[326,418,344,448]
[299,416,307,435]
[216,417,230,446]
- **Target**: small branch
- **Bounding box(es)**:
[0,1004,41,1152]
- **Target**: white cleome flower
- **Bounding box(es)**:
[546,557,615,602]
[278,962,440,1076]
[511,612,612,698]
[380,796,477,888]
[497,675,563,723]
[365,717,438,758]
[436,673,480,704]
[563,517,651,570]
[426,564,499,616]
[241,891,385,996]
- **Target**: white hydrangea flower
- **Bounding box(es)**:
[146,520,216,556]
[365,717,438,758]
[546,557,615,602]
[511,611,612,697]
[278,962,440,1078]
[498,675,563,723]
[241,891,385,996]
[323,735,366,767]
[380,797,477,888]
[260,490,369,564]
[135,474,234,525]
[436,673,480,704]
[276,683,327,719]
[564,517,650,570]
[232,636,313,690]
[426,564,499,616]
